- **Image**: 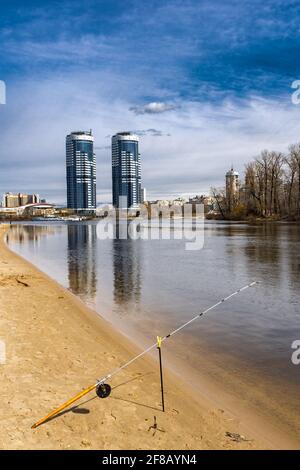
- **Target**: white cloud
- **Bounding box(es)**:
[130,102,177,115]
[133,129,171,137]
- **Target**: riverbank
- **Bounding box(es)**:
[0,223,296,450]
[206,214,300,224]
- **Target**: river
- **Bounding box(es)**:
[7,220,300,444]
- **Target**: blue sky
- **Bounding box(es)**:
[1,0,300,203]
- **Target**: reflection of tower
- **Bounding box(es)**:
[67,224,97,301]
[112,229,142,306]
[226,167,239,212]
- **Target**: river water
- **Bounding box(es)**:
[7,221,300,443]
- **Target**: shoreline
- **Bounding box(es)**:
[0,224,298,449]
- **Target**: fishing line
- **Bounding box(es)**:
[95,281,258,386]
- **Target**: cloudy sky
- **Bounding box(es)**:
[1,0,300,204]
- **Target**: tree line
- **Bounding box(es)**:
[211,143,300,220]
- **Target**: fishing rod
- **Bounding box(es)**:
[32,281,259,429]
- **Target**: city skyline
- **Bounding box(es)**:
[1,1,300,205]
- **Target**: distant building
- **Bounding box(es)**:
[20,194,40,206]
[189,195,216,212]
[66,130,96,213]
[148,197,187,208]
[2,192,40,208]
[3,193,18,208]
[141,188,147,203]
[226,167,239,211]
[153,200,170,207]
[112,132,141,208]
[0,202,54,218]
[24,204,55,217]
[172,196,188,206]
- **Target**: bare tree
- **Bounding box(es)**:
[286,144,300,216]
[210,187,227,219]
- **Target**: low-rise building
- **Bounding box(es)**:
[189,194,217,212]
[24,204,55,217]
[2,192,40,208]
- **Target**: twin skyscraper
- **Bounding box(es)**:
[66,131,142,213]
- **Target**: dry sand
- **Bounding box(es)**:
[0,224,295,449]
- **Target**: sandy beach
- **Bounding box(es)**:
[0,223,297,450]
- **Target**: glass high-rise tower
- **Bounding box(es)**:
[66,131,96,212]
[112,132,141,208]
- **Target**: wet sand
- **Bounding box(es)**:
[0,224,297,449]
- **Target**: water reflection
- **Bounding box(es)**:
[112,224,142,308]
[7,224,57,246]
[243,224,281,266]
[7,222,300,361]
[67,224,97,301]
[239,224,300,290]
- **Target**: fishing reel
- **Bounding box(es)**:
[96,383,111,399]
